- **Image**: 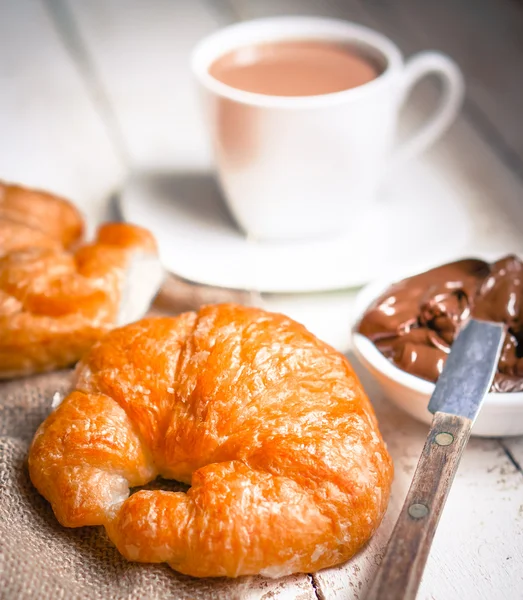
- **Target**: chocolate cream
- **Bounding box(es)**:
[357,255,523,392]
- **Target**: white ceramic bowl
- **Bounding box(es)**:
[352,278,523,437]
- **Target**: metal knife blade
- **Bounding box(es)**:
[428,318,505,422]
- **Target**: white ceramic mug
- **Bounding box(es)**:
[192,17,464,241]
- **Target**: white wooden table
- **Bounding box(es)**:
[1,1,522,598]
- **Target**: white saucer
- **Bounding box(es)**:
[119,168,471,293]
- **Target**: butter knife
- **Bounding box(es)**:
[367,319,505,600]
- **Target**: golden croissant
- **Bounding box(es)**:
[29,304,393,578]
[0,181,164,378]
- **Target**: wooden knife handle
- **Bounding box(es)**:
[367,412,472,600]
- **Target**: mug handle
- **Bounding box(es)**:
[391,51,465,166]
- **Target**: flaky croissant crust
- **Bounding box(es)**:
[0,181,160,378]
[29,304,393,578]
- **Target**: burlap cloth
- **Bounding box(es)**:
[0,278,267,600]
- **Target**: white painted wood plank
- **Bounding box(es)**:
[313,358,523,600]
[0,0,125,232]
[503,437,523,474]
[361,0,523,167]
[260,290,358,354]
[228,0,374,26]
[64,0,223,170]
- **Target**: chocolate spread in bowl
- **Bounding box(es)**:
[357,255,523,392]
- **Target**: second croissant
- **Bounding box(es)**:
[0,181,164,378]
